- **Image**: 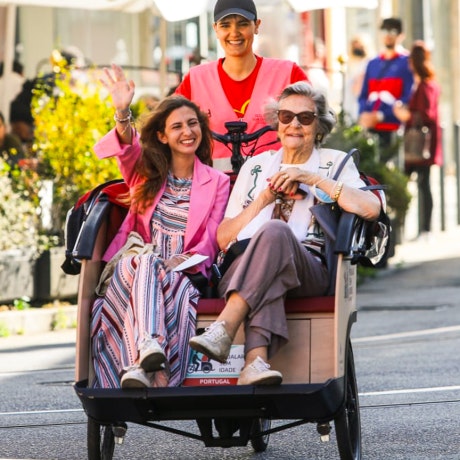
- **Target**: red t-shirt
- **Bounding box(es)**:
[176,56,308,118]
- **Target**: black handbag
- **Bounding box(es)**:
[211,238,251,285]
[310,149,391,269]
[403,112,432,164]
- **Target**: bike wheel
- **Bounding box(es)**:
[250,418,271,452]
[87,418,115,460]
[334,341,362,460]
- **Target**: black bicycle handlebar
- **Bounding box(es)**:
[212,121,276,174]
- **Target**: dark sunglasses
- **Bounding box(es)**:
[277,110,317,126]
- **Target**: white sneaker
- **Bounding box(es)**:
[237,356,283,386]
[189,321,232,363]
[139,336,166,372]
[121,366,154,389]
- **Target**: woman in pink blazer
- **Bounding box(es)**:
[91,64,230,389]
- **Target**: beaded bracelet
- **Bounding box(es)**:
[332,181,344,202]
[114,109,132,124]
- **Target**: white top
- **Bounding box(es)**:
[225,147,365,244]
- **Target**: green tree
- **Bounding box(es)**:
[32,70,121,238]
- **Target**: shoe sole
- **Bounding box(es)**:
[121,377,148,389]
[237,375,283,386]
[188,338,229,364]
[140,352,166,373]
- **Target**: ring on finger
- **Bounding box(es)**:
[283,174,289,180]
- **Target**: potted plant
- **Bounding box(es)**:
[324,119,412,258]
[0,159,50,302]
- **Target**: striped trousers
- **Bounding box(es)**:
[91,253,199,388]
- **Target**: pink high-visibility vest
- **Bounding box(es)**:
[189,58,295,160]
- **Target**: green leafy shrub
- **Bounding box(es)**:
[0,322,10,338]
[325,121,411,228]
[0,158,50,253]
[31,70,122,238]
[13,297,31,310]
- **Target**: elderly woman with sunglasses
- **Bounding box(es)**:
[189,81,381,386]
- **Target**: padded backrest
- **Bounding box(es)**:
[197,296,334,315]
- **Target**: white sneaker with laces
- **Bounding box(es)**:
[139,336,166,372]
[237,356,283,386]
[189,321,232,363]
[121,366,154,389]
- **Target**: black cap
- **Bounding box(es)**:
[380,17,403,34]
[214,0,257,22]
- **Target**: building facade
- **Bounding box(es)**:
[0,0,458,167]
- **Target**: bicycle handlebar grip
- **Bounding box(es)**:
[241,125,274,142]
[211,132,231,143]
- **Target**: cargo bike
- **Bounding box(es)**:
[69,121,390,460]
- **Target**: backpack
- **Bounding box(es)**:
[311,148,391,270]
[356,169,392,268]
[341,148,391,268]
[61,179,129,275]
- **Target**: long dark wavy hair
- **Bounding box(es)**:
[409,40,435,81]
[132,95,213,212]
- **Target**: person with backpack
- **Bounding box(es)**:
[189,82,381,386]
[175,0,308,171]
[90,64,230,389]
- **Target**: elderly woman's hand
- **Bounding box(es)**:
[269,168,310,199]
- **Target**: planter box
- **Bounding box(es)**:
[0,247,79,304]
[0,249,36,304]
[34,247,79,301]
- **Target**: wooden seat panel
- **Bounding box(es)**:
[195,296,336,385]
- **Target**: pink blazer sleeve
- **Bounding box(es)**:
[93,128,143,187]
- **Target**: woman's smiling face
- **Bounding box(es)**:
[157,106,202,157]
[213,15,260,58]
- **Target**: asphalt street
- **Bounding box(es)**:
[1,224,460,459]
[1,172,460,459]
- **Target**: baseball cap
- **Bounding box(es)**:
[214,0,257,22]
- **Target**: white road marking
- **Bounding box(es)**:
[360,385,460,397]
[353,325,460,343]
[0,408,83,417]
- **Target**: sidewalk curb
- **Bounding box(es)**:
[0,305,77,336]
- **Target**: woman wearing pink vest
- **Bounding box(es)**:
[175,0,308,171]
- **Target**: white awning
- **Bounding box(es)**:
[0,0,152,12]
[0,0,209,18]
[0,0,209,119]
[286,0,378,12]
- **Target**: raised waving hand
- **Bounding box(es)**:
[100,63,136,143]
